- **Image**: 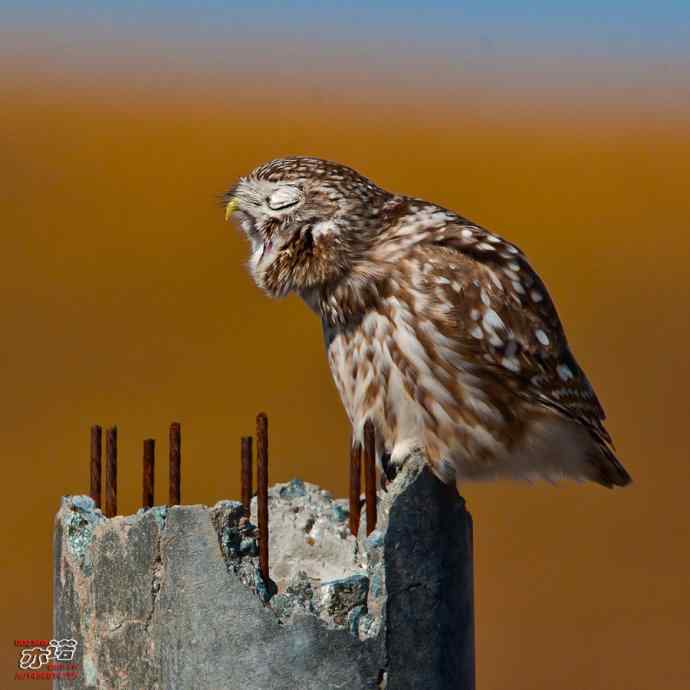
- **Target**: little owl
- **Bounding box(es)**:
[224,156,631,488]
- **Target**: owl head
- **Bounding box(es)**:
[224,156,389,297]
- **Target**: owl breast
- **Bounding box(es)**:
[324,269,510,484]
[326,314,428,474]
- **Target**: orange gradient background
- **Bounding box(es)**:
[2,58,690,689]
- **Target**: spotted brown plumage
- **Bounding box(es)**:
[224,156,631,488]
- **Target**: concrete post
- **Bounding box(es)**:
[54,454,474,689]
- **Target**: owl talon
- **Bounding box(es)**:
[381,451,405,491]
[380,451,392,491]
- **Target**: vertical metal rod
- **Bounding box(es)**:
[349,437,362,536]
[105,426,118,518]
[241,436,253,517]
[90,425,102,509]
[363,420,377,535]
[256,413,269,582]
[169,422,181,506]
[143,439,155,509]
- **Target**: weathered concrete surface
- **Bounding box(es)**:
[372,458,475,689]
[54,455,474,690]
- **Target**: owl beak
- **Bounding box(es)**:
[224,197,239,221]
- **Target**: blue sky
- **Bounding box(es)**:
[3,1,689,62]
[2,0,688,108]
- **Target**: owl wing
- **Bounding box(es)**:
[411,221,613,446]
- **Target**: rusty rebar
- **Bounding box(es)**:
[143,438,155,509]
[90,425,102,509]
[169,422,181,506]
[363,420,377,535]
[105,426,117,518]
[241,436,253,517]
[256,413,269,582]
[349,437,362,536]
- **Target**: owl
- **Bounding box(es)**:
[224,156,631,488]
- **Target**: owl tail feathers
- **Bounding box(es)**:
[591,445,632,488]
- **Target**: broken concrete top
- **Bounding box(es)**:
[250,479,365,588]
[54,454,474,689]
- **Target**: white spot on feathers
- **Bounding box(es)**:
[483,309,504,331]
[489,272,504,291]
[502,357,521,372]
[557,364,574,381]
